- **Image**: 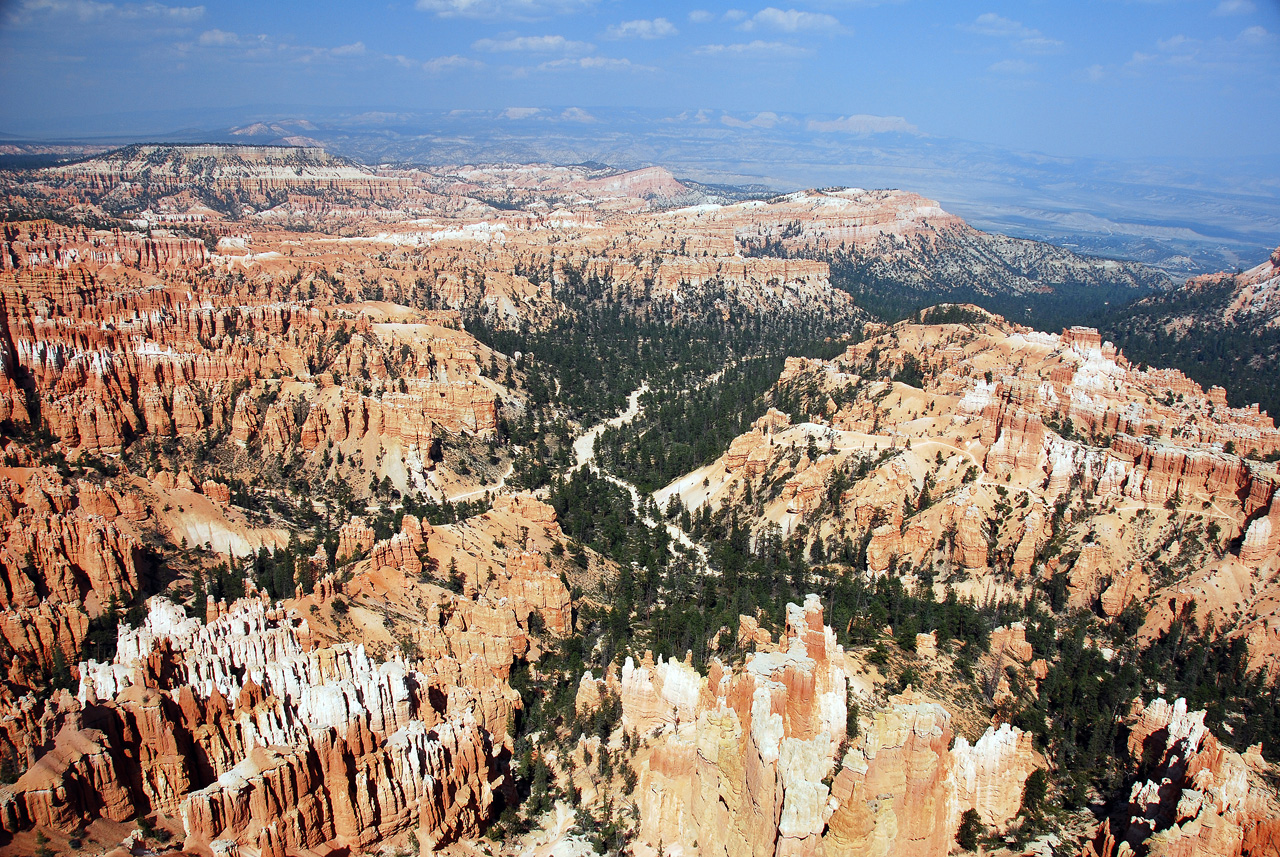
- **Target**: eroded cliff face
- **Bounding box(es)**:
[824,692,1038,857]
[610,596,1038,857]
[1084,698,1280,857]
[0,255,501,459]
[0,450,576,853]
[0,595,503,854]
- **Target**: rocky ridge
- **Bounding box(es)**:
[0,147,1276,856]
[665,312,1280,678]
[1104,246,1280,418]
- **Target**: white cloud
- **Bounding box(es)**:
[806,114,918,134]
[1085,63,1105,82]
[740,7,841,32]
[1238,24,1273,45]
[988,58,1036,75]
[473,34,594,52]
[538,55,651,71]
[1018,37,1063,55]
[1125,25,1274,76]
[9,0,204,25]
[1213,0,1255,14]
[560,107,596,121]
[722,9,748,22]
[962,12,1062,54]
[189,28,278,58]
[965,12,1034,38]
[501,107,542,119]
[197,27,238,45]
[424,54,483,73]
[688,9,713,23]
[194,28,450,71]
[1157,34,1191,51]
[13,0,113,21]
[695,40,808,57]
[132,2,202,20]
[606,17,677,39]
[416,0,596,18]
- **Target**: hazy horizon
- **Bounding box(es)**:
[3,0,1279,274]
[2,0,1279,161]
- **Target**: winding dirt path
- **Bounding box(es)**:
[570,383,711,568]
[446,460,515,503]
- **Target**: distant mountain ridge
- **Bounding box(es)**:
[51,142,368,180]
[713,186,1172,327]
[4,106,1275,275]
[1103,246,1280,417]
[215,107,1280,276]
[0,143,1178,331]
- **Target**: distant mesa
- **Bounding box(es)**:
[52,142,364,177]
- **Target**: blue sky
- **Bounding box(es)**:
[1,0,1278,159]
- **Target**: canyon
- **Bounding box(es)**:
[0,145,1273,857]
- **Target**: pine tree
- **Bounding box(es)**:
[192,567,206,622]
[50,646,72,692]
[956,808,985,851]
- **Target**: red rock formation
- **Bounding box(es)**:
[200,480,231,505]
[1110,434,1249,505]
[754,408,792,434]
[1012,507,1045,577]
[725,430,773,479]
[737,614,774,651]
[780,456,842,518]
[0,220,208,273]
[1100,568,1150,617]
[628,596,1038,857]
[370,515,428,579]
[983,405,1047,474]
[953,502,990,571]
[490,492,562,536]
[989,624,1034,664]
[0,717,138,832]
[826,688,1037,857]
[502,548,571,636]
[336,517,376,561]
[575,671,605,716]
[866,523,901,575]
[1084,698,1280,857]
[0,595,507,851]
[0,471,148,688]
[1241,493,1280,567]
[231,394,262,446]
